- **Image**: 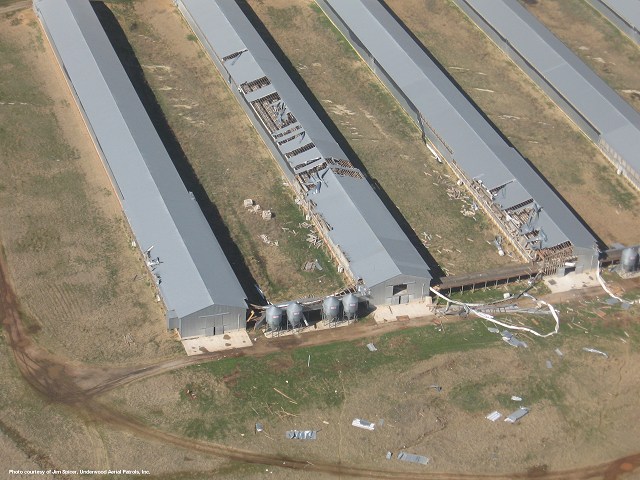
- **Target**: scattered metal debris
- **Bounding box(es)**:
[397,451,430,465]
[583,347,609,358]
[546,360,553,369]
[555,348,564,358]
[504,407,529,423]
[352,419,375,431]
[430,286,560,339]
[285,430,317,440]
[493,235,505,256]
[501,331,528,348]
[596,262,639,305]
[259,234,278,247]
[366,343,377,352]
[511,396,522,402]
[486,411,502,422]
[303,261,317,271]
[306,233,322,248]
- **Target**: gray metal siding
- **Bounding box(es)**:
[368,274,429,306]
[35,0,247,335]
[176,0,432,301]
[178,304,247,338]
[455,0,640,190]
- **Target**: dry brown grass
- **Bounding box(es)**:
[245,0,513,276]
[386,0,640,247]
[104,0,345,303]
[101,313,640,475]
[0,10,179,364]
[522,0,640,113]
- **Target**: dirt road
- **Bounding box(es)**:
[0,252,638,479]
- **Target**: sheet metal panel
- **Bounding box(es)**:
[177,0,431,291]
[459,0,640,182]
[600,0,640,28]
[35,0,247,320]
[320,0,596,251]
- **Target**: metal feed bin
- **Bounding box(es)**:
[620,247,639,272]
[286,301,304,328]
[265,305,284,331]
[342,293,359,319]
[322,296,341,321]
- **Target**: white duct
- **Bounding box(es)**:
[430,287,559,338]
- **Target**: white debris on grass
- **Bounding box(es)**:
[486,411,502,422]
[583,347,609,358]
[352,419,375,431]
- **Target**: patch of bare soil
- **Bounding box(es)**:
[387,0,640,247]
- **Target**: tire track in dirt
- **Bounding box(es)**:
[1,252,639,478]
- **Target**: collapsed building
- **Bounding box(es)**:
[316,0,599,275]
[454,0,640,191]
[175,0,433,305]
[35,0,248,337]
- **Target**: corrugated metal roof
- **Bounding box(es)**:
[320,0,596,251]
[459,0,640,181]
[35,0,247,318]
[596,0,640,35]
[177,0,431,288]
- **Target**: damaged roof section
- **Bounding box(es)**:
[176,0,432,302]
[317,0,598,267]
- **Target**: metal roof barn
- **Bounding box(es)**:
[585,0,640,46]
[317,0,598,274]
[175,0,432,305]
[35,0,247,337]
[454,0,640,191]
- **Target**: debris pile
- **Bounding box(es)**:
[582,347,609,358]
[397,451,430,465]
[259,234,278,247]
[285,430,317,440]
[504,407,529,424]
[352,419,375,431]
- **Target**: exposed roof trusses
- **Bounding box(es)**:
[176,0,432,289]
[318,0,597,259]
